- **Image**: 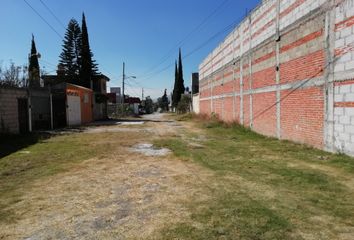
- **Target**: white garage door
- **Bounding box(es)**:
[67,95,81,126]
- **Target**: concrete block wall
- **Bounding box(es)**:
[332,0,354,155]
[333,81,354,155]
[30,88,51,130]
[192,94,200,114]
[199,0,354,156]
[0,88,28,134]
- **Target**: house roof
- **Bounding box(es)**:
[42,74,110,86]
[51,82,92,92]
[125,97,141,104]
[92,74,110,82]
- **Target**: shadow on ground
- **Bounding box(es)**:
[0,133,52,158]
[0,114,172,159]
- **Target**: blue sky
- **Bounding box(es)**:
[0,0,260,99]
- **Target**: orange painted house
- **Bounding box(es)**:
[66,84,93,125]
[51,83,93,127]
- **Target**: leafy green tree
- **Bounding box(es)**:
[144,96,154,114]
[80,13,99,88]
[177,94,191,114]
[59,19,82,81]
[161,89,169,112]
[28,35,40,88]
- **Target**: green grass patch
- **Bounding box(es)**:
[154,116,354,239]
[0,132,117,223]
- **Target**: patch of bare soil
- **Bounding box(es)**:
[130,143,171,156]
[0,113,213,240]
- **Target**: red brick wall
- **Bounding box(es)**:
[243,95,251,127]
[200,99,211,116]
[198,1,334,151]
[213,99,223,119]
[280,50,325,84]
[234,96,241,123]
[223,81,234,94]
[223,97,234,123]
[280,87,324,148]
[252,67,276,89]
[252,92,277,137]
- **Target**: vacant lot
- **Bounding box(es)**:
[1,113,354,239]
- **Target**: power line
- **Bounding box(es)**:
[138,0,230,77]
[39,59,57,68]
[177,0,231,48]
[23,0,63,39]
[184,19,238,59]
[249,44,353,125]
[38,0,66,29]
[125,82,141,97]
[138,16,240,82]
[129,78,144,88]
[24,0,120,83]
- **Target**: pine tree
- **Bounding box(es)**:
[28,34,40,88]
[80,13,99,89]
[59,19,81,81]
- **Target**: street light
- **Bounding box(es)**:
[122,62,136,103]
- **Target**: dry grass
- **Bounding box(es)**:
[1,114,354,240]
[0,118,213,239]
[154,114,354,240]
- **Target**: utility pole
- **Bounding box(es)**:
[122,62,125,104]
[142,88,144,100]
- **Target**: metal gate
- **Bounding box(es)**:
[67,95,81,126]
[31,95,51,130]
[52,93,66,128]
[17,98,29,134]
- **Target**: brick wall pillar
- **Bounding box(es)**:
[324,0,336,152]
[240,58,244,124]
[275,0,281,139]
[248,15,254,128]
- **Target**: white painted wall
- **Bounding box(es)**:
[67,95,81,126]
[192,94,200,114]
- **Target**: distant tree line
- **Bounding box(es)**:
[156,48,191,114]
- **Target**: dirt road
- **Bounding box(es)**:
[1,113,211,239]
[2,113,354,240]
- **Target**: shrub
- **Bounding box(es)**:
[176,94,191,114]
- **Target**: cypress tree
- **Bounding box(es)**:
[172,48,185,108]
[59,19,81,81]
[177,48,185,95]
[80,13,99,89]
[28,34,40,88]
[172,60,179,108]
